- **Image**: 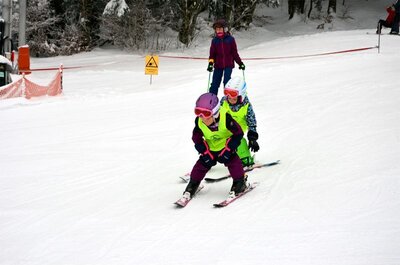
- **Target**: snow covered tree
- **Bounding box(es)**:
[26,0,62,56]
[100,0,152,49]
[26,0,108,56]
[103,0,129,17]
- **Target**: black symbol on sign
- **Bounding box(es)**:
[146,57,158,68]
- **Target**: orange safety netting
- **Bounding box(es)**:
[0,78,24,99]
[0,67,63,100]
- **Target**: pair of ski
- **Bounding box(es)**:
[175,181,259,208]
[179,160,280,183]
[175,160,280,208]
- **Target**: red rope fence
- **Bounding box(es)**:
[159,46,378,60]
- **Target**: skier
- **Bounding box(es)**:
[182,92,249,200]
[207,19,245,96]
[377,4,396,34]
[220,76,259,168]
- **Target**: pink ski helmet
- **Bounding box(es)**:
[194,93,220,118]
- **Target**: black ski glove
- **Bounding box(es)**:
[239,62,245,70]
[207,62,213,72]
[248,140,259,152]
[247,131,259,152]
[200,153,216,167]
[195,141,207,154]
[217,148,232,164]
[217,137,238,164]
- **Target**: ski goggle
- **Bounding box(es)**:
[194,107,213,118]
[224,88,239,98]
[194,104,220,118]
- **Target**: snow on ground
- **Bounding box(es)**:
[1,3,400,264]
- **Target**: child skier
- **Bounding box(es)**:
[181,92,249,201]
[221,76,259,168]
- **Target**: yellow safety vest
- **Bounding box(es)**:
[221,100,249,132]
[198,109,233,151]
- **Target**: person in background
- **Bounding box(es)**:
[390,0,400,34]
[377,4,396,34]
[220,76,259,168]
[207,19,245,96]
[181,93,249,200]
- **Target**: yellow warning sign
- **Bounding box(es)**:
[145,55,159,75]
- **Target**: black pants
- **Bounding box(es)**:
[377,20,392,33]
[391,14,400,33]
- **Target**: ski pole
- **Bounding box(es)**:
[207,71,212,92]
[378,30,381,54]
[242,69,246,82]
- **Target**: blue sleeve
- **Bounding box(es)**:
[246,102,257,133]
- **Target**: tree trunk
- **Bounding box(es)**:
[232,0,258,30]
[327,0,336,14]
[288,0,305,19]
[178,0,206,46]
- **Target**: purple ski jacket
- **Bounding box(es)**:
[209,33,243,69]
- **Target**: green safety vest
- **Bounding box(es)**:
[221,100,249,132]
[198,109,233,151]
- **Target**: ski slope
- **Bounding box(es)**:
[1,29,400,264]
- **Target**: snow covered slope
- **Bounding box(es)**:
[1,19,400,265]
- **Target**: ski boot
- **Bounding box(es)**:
[241,156,255,170]
[183,179,202,199]
[230,175,249,196]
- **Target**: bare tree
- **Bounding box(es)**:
[208,0,259,30]
[231,0,258,29]
[327,0,336,14]
[177,0,207,46]
[307,0,323,19]
[288,0,305,19]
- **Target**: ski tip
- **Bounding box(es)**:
[174,202,186,208]
[179,176,190,183]
[266,160,281,166]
